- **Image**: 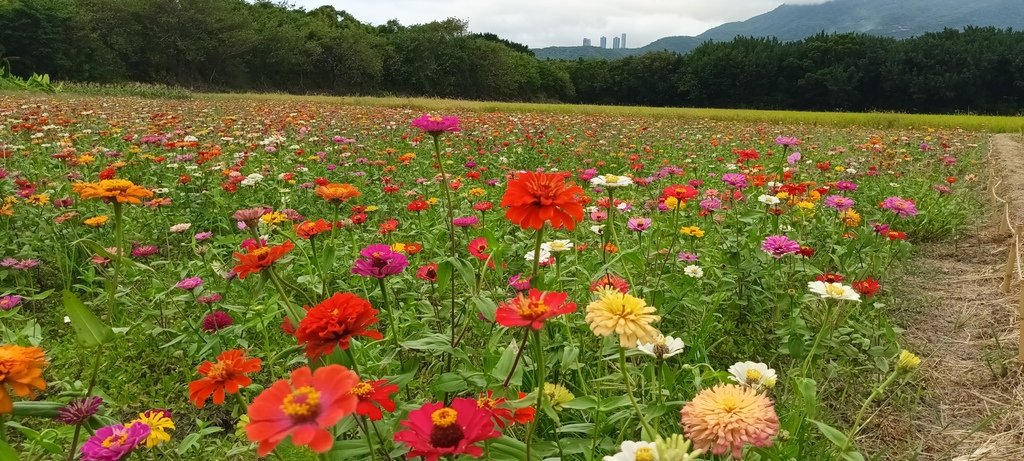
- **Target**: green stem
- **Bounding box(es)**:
[525,329,545,460]
[267,267,304,325]
[432,135,458,259]
[109,202,124,320]
[502,327,531,387]
[800,300,835,377]
[619,347,655,437]
[377,278,399,351]
[840,370,900,452]
[530,226,545,289]
[357,417,381,461]
[67,352,104,461]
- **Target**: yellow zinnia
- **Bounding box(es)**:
[132,410,174,448]
[585,289,660,348]
[83,216,109,227]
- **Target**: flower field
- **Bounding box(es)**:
[0,95,983,460]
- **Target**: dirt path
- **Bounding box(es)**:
[876,134,1024,460]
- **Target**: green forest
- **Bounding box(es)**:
[2,0,1023,114]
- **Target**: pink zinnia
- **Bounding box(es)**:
[176,276,203,290]
[452,216,480,228]
[394,397,500,461]
[823,195,855,212]
[681,383,779,459]
[411,114,460,135]
[721,173,748,189]
[202,311,233,332]
[880,196,918,218]
[775,136,801,147]
[761,235,800,258]
[80,422,150,461]
[351,244,408,278]
[627,217,652,232]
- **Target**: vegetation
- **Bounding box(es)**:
[1,0,1023,113]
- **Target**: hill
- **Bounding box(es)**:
[534,0,1024,59]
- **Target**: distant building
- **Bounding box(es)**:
[583,38,592,46]
[600,36,607,48]
[621,33,626,48]
[612,36,620,49]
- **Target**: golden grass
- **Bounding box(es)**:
[202,92,1024,133]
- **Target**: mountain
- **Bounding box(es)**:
[534,0,1024,60]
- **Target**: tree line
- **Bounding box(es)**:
[1,0,1022,114]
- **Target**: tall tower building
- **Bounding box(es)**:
[612,36,620,49]
[621,33,626,49]
[583,38,592,46]
[599,36,607,48]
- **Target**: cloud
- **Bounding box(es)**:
[288,0,832,48]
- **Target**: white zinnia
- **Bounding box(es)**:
[590,225,605,235]
[637,335,685,360]
[241,173,264,186]
[542,240,573,253]
[683,265,703,278]
[728,361,778,391]
[603,440,659,461]
[758,194,781,205]
[524,249,552,264]
[590,173,634,188]
[807,281,861,301]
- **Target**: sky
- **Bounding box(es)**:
[288,0,830,48]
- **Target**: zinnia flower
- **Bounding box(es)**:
[315,183,361,203]
[591,173,634,188]
[202,310,232,332]
[452,216,479,227]
[81,422,150,461]
[175,276,203,290]
[761,235,800,258]
[393,397,500,461]
[495,289,576,330]
[73,179,153,205]
[637,335,685,360]
[132,409,174,448]
[416,263,439,282]
[351,244,409,278]
[189,349,262,408]
[0,344,47,413]
[627,217,652,232]
[585,290,660,348]
[55,396,103,425]
[411,114,461,135]
[246,365,360,456]
[351,379,399,421]
[294,292,383,358]
[589,274,629,293]
[295,219,332,239]
[807,281,861,301]
[852,277,881,297]
[500,171,585,230]
[475,390,535,429]
[542,383,575,410]
[680,384,779,459]
[603,440,659,461]
[727,361,777,391]
[232,241,295,279]
[880,196,918,218]
[0,295,21,311]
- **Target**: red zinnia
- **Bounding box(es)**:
[232,241,294,279]
[468,237,490,261]
[393,397,500,461]
[852,277,881,297]
[417,263,439,282]
[475,390,536,429]
[294,293,383,359]
[189,349,262,408]
[589,274,629,293]
[246,365,359,457]
[663,184,698,201]
[500,171,585,230]
[815,273,845,283]
[495,289,576,330]
[350,379,399,421]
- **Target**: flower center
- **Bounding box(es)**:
[351,382,374,398]
[429,408,463,448]
[476,397,497,410]
[101,430,129,448]
[718,394,741,412]
[251,247,270,260]
[635,447,655,461]
[519,300,549,319]
[206,361,231,380]
[745,369,762,383]
[603,174,620,183]
[825,284,846,297]
[281,386,321,419]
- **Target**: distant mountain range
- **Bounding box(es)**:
[534,0,1024,60]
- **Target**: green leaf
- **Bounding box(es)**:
[63,290,114,347]
[809,419,851,448]
[0,439,17,460]
[490,338,523,385]
[841,451,866,461]
[472,296,497,322]
[560,395,597,410]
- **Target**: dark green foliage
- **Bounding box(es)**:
[0,0,1022,113]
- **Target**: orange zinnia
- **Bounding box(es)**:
[189,349,262,408]
[232,241,295,279]
[73,179,154,205]
[295,219,332,239]
[315,183,361,203]
[0,345,48,413]
[500,171,585,230]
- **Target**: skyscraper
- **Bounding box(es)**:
[612,36,620,49]
[621,33,627,49]
[599,36,607,48]
[583,38,592,46]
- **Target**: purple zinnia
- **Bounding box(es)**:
[81,422,149,461]
[823,195,856,212]
[175,277,203,291]
[0,294,21,310]
[762,235,801,258]
[786,152,802,165]
[56,396,103,425]
[880,196,918,218]
[351,244,409,278]
[452,216,480,228]
[677,252,699,262]
[699,197,722,212]
[411,114,460,135]
[627,217,652,232]
[202,310,233,332]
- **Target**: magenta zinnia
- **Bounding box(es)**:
[351,244,409,278]
[411,114,461,135]
[393,397,500,461]
[761,235,800,258]
[680,383,779,459]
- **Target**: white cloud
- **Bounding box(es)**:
[286,0,831,48]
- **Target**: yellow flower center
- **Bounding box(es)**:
[745,369,762,383]
[250,247,270,259]
[603,174,620,183]
[635,447,655,461]
[519,300,549,319]
[430,408,458,428]
[718,394,741,412]
[281,386,321,418]
[351,382,374,398]
[825,284,846,297]
[206,361,231,380]
[476,397,497,410]
[102,432,128,448]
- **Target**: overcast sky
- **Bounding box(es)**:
[288,0,830,48]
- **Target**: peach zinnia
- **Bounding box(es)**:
[246,365,359,456]
[73,179,153,205]
[585,289,660,348]
[500,171,585,230]
[680,383,780,459]
[0,345,48,413]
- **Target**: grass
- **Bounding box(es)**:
[202,92,1024,133]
